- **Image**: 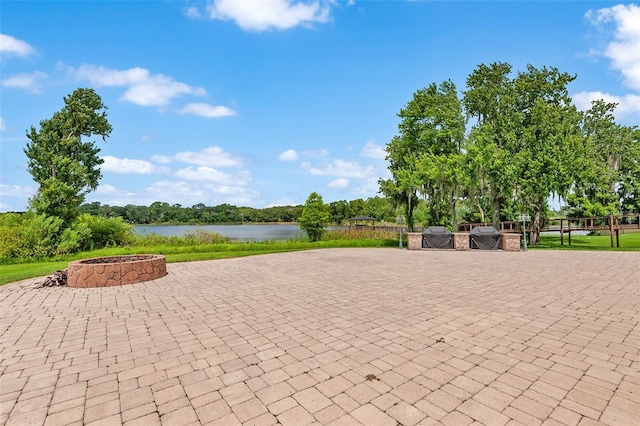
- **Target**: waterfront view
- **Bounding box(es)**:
[133,224,344,242]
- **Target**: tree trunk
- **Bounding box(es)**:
[405,190,416,231]
[532,197,544,244]
[450,193,458,231]
[476,201,485,224]
[492,198,501,228]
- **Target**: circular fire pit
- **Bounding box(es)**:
[67,255,166,288]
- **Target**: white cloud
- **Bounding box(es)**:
[208,185,255,199]
[204,0,332,31]
[145,180,257,206]
[353,177,384,196]
[586,4,640,91]
[0,184,35,199]
[0,34,35,58]
[580,4,640,123]
[101,156,170,174]
[89,185,149,206]
[94,184,119,195]
[359,140,386,160]
[0,184,35,210]
[1,71,47,93]
[0,117,6,131]
[174,146,243,167]
[177,102,237,118]
[141,135,153,142]
[67,65,207,107]
[90,184,151,206]
[184,6,202,19]
[121,81,205,108]
[88,180,258,207]
[146,181,197,199]
[304,159,374,178]
[279,149,298,161]
[150,146,243,171]
[174,166,252,185]
[265,198,297,207]
[573,90,640,118]
[328,178,349,188]
[150,154,173,164]
[301,149,329,158]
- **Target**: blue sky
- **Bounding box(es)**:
[1,1,639,212]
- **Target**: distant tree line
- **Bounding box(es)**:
[78,196,398,225]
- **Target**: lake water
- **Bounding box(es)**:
[133,224,337,242]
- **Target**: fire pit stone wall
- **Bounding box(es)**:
[67,255,167,288]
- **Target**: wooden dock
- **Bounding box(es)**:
[460,214,640,247]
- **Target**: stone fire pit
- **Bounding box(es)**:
[67,255,166,288]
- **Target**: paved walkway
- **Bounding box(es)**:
[1,248,639,426]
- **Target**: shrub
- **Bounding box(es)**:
[322,227,398,241]
[1,212,65,260]
[0,213,135,260]
[0,213,24,259]
[74,214,133,249]
[131,230,230,247]
[20,213,64,258]
[0,213,65,259]
[182,230,231,245]
[57,222,92,254]
[131,232,179,247]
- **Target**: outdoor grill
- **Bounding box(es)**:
[422,226,454,249]
[469,226,502,250]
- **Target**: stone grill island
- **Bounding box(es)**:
[67,255,167,288]
[407,229,521,251]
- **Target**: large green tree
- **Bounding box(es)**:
[569,100,638,217]
[464,63,583,243]
[463,62,518,227]
[413,151,469,230]
[299,192,330,242]
[619,128,640,214]
[382,80,466,230]
[511,65,582,243]
[25,88,112,225]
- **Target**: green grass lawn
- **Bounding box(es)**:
[0,238,396,285]
[530,231,640,251]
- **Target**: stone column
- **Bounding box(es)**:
[407,233,423,250]
[453,233,470,251]
[501,233,521,252]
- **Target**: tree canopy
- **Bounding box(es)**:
[381,80,466,231]
[299,192,330,242]
[25,88,112,225]
[382,62,639,243]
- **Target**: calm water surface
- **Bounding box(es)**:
[133,224,339,242]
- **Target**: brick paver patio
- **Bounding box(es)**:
[1,248,638,425]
